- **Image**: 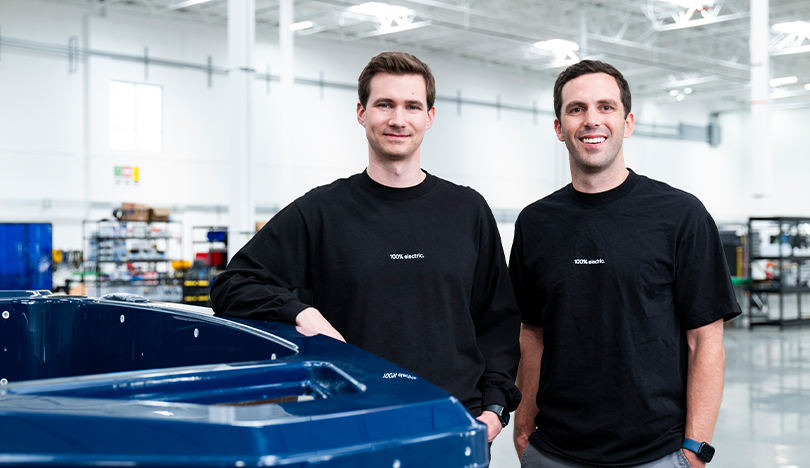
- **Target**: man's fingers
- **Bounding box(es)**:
[296,308,345,342]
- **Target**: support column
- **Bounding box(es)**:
[750,0,772,214]
[278,0,295,206]
[82,15,92,222]
[579,11,588,59]
[227,0,255,257]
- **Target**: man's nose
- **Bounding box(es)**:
[584,108,601,127]
[389,107,406,126]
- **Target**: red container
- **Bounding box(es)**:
[208,250,227,268]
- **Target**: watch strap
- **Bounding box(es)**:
[682,438,715,463]
[682,438,702,454]
[482,404,509,427]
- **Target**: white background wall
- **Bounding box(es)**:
[0,0,803,261]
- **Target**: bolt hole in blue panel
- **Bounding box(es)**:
[0,224,52,290]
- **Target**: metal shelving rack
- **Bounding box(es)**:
[182,226,229,306]
[747,217,810,329]
[82,219,183,302]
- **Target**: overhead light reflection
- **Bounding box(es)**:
[533,39,580,66]
[290,21,314,31]
[769,76,798,87]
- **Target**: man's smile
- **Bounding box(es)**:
[580,135,607,145]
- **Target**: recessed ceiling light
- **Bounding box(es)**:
[769,76,798,87]
[805,84,810,91]
[290,21,314,31]
[683,87,693,94]
[533,39,579,52]
[773,21,810,35]
[349,2,413,19]
[669,89,679,96]
[533,39,580,64]
[676,94,685,101]
[660,0,714,8]
[165,0,213,11]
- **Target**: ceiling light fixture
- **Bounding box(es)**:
[290,21,314,31]
[805,84,810,91]
[676,94,685,101]
[164,0,213,12]
[660,0,714,8]
[769,76,798,87]
[655,0,720,31]
[533,39,580,66]
[683,87,693,94]
[669,89,679,96]
[349,2,415,30]
[773,21,810,50]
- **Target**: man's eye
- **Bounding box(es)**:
[602,105,613,111]
[378,103,392,108]
[570,107,583,113]
[407,105,421,110]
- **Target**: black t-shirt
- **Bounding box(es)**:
[211,170,522,415]
[509,169,740,466]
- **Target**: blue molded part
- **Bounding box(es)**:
[0,224,52,290]
[0,295,489,467]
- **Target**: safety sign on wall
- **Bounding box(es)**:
[114,166,140,185]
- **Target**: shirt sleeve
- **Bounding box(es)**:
[674,214,742,330]
[509,214,545,327]
[470,205,522,413]
[210,202,312,324]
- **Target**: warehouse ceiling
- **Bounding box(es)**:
[31,0,810,109]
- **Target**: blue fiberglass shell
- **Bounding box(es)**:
[0,224,52,290]
[0,292,488,467]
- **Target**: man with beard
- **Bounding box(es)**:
[510,60,740,467]
[212,51,521,444]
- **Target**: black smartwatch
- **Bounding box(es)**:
[682,438,715,463]
[482,404,510,428]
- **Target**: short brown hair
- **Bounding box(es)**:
[553,60,631,120]
[358,51,436,110]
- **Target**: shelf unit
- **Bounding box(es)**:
[746,217,810,329]
[82,220,183,302]
[183,226,228,306]
[191,226,228,272]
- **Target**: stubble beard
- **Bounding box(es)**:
[567,128,624,175]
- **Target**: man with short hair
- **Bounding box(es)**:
[510,60,740,467]
[212,51,521,443]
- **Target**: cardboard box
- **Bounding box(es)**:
[119,203,149,222]
[149,207,171,222]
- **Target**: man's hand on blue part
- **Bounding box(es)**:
[295,307,346,342]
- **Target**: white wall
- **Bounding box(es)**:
[0,0,804,260]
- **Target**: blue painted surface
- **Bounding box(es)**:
[0,293,489,467]
[0,224,52,290]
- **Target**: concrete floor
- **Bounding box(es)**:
[489,324,810,468]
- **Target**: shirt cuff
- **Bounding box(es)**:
[278,299,310,324]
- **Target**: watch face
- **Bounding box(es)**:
[698,443,715,462]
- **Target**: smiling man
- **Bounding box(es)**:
[509,60,740,468]
[211,52,521,445]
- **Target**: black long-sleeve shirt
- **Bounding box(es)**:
[211,170,521,414]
